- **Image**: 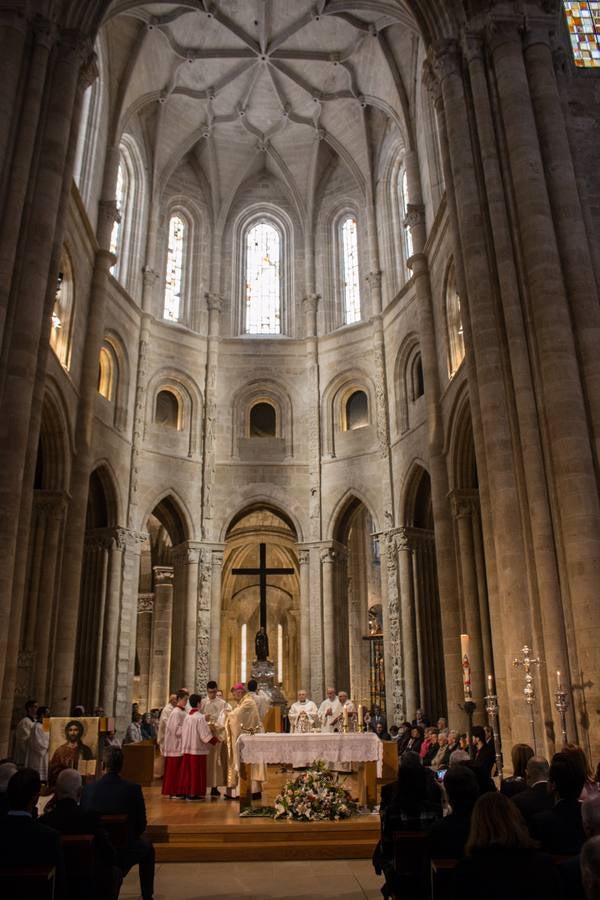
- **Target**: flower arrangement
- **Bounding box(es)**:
[273,760,359,821]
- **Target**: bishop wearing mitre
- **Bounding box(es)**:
[289,690,318,733]
[224,682,266,800]
[317,687,343,733]
[199,680,230,796]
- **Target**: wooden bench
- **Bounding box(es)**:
[391,831,431,899]
[60,833,96,878]
[99,813,129,849]
[431,858,458,899]
[0,864,55,899]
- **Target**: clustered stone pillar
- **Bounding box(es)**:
[298,549,311,691]
[396,529,419,722]
[135,595,154,709]
[320,547,337,690]
[149,566,174,710]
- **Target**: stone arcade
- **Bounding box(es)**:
[0,0,599,773]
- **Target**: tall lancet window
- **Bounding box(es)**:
[564,2,600,67]
[245,220,281,334]
[400,169,414,269]
[164,214,185,321]
[340,215,360,324]
[109,159,126,270]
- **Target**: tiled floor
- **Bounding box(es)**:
[121,859,384,899]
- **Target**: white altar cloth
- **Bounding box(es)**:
[238,732,383,777]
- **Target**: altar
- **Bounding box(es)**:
[238,732,382,808]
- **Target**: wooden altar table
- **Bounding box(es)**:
[238,732,382,808]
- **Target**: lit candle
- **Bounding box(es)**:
[460,634,472,701]
[557,670,561,690]
[487,674,494,695]
[358,704,364,727]
[343,705,349,728]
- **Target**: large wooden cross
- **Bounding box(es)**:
[232,543,294,631]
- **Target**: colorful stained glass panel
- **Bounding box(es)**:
[564,1,600,67]
[164,215,185,321]
[245,221,281,334]
[341,215,361,325]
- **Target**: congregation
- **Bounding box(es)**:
[2,684,600,899]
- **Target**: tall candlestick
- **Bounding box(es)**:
[461,634,472,702]
[358,704,364,727]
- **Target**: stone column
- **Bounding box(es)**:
[320,547,337,690]
[297,549,311,691]
[309,547,324,703]
[449,489,485,703]
[135,595,154,709]
[114,529,146,731]
[149,566,174,710]
[32,494,67,701]
[195,550,212,691]
[0,9,28,184]
[99,529,126,715]
[209,550,223,684]
[432,40,535,741]
[381,531,404,724]
[397,528,419,721]
[303,295,322,541]
[490,21,600,754]
[201,295,222,540]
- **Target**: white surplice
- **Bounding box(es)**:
[157,702,175,753]
[13,716,35,766]
[25,721,49,781]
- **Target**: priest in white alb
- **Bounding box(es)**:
[179,693,217,799]
[317,687,343,733]
[199,680,230,796]
[161,689,188,797]
[289,690,317,733]
[157,693,177,755]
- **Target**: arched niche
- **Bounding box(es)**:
[321,370,376,458]
[145,368,203,459]
[231,380,293,460]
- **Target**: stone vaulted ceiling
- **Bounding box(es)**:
[104,1,420,222]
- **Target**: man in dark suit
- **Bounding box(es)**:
[511,756,554,827]
[557,795,600,900]
[41,768,121,900]
[530,751,586,855]
[0,768,64,890]
[471,726,495,778]
[81,746,155,900]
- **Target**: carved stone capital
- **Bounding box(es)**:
[366,270,382,290]
[422,57,442,106]
[298,550,310,567]
[153,565,174,585]
[138,594,154,614]
[142,266,159,289]
[449,489,479,519]
[461,30,484,64]
[302,293,320,315]
[98,199,118,237]
[32,15,57,49]
[79,49,99,90]
[431,39,463,84]
[205,292,223,313]
[320,548,337,565]
[404,203,425,230]
[485,16,523,55]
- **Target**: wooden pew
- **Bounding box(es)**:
[99,813,129,849]
[60,834,96,899]
[0,864,55,899]
[430,858,458,899]
[391,830,431,900]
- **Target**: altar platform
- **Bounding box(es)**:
[143,767,381,862]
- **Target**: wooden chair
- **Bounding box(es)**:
[99,813,129,849]
[391,831,431,900]
[430,858,458,899]
[0,864,55,899]
[60,834,95,878]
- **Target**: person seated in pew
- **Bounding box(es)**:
[510,757,554,828]
[374,752,442,898]
[0,768,64,894]
[501,743,535,799]
[581,834,600,900]
[556,795,600,900]
[81,746,155,900]
[428,764,479,860]
[40,768,121,900]
[530,751,586,856]
[452,792,561,900]
[0,760,18,815]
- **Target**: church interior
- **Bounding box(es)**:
[1,0,600,893]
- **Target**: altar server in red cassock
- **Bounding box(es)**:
[179,694,217,799]
[161,689,189,796]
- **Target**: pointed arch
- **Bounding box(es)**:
[327,488,380,542]
[219,495,305,544]
[141,490,194,544]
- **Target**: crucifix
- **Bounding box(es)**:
[232,543,294,656]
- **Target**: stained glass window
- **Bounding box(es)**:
[110,160,126,269]
[400,170,414,266]
[564,2,600,67]
[446,262,465,376]
[245,220,281,334]
[50,259,73,369]
[341,215,361,324]
[164,215,185,321]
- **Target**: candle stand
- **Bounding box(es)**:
[484,690,504,776]
[554,684,569,747]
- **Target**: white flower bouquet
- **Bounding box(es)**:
[273,760,359,821]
